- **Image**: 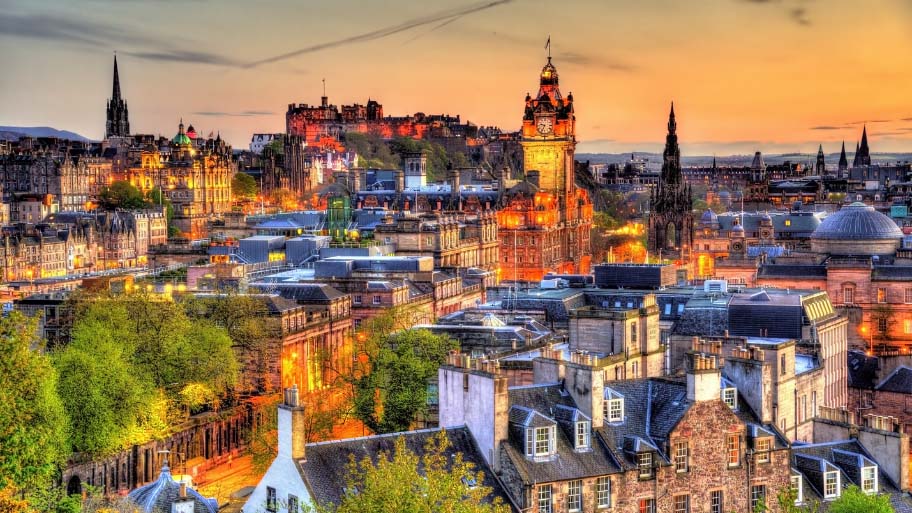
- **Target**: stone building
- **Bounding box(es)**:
[647,104,693,261]
[847,350,912,436]
[438,349,792,513]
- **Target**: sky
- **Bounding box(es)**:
[1,0,912,156]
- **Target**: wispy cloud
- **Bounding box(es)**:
[738,0,816,26]
[244,0,514,68]
[0,12,161,48]
[810,126,845,130]
[557,51,636,72]
[848,119,893,125]
[193,110,275,117]
[126,50,240,66]
[790,7,811,26]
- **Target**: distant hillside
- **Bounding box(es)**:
[577,152,912,167]
[0,126,93,142]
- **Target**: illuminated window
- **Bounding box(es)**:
[638,498,655,513]
[727,434,741,467]
[877,287,887,303]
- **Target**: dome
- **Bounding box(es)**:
[173,133,192,146]
[700,209,718,225]
[540,57,559,86]
[811,202,902,256]
[812,203,902,241]
[128,464,218,513]
[186,124,197,139]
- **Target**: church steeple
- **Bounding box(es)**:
[838,141,848,172]
[105,55,130,139]
[857,125,871,166]
[816,144,826,175]
[662,102,681,179]
[648,102,694,256]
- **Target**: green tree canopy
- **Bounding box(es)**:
[324,430,509,513]
[99,180,147,210]
[0,312,68,491]
[232,172,259,200]
[828,486,894,513]
[351,308,456,433]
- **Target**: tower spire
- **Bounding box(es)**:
[112,54,121,100]
[838,140,848,172]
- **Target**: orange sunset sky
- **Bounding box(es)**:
[1,0,911,155]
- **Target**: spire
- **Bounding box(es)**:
[112,54,121,100]
[668,102,676,135]
[857,126,871,166]
[839,140,848,171]
[816,144,826,175]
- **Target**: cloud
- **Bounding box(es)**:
[737,0,815,26]
[810,126,846,130]
[557,51,636,72]
[192,110,276,117]
[848,119,893,125]
[244,0,514,68]
[125,49,240,66]
[0,12,161,48]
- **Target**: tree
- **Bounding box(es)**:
[350,308,456,433]
[0,313,68,493]
[775,486,819,513]
[99,180,146,210]
[232,172,259,200]
[828,486,894,513]
[326,430,509,513]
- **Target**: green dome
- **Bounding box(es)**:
[173,133,192,146]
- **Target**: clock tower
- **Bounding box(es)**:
[520,57,576,203]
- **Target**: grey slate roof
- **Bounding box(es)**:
[128,465,218,513]
[811,202,903,241]
[272,283,347,302]
[301,427,511,508]
[876,366,912,394]
[847,350,879,389]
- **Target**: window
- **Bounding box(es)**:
[878,287,887,303]
[632,361,639,378]
[353,295,362,304]
[878,317,888,334]
[750,485,766,511]
[710,491,723,513]
[812,392,817,417]
[727,434,740,467]
[535,427,551,456]
[862,466,877,494]
[664,303,672,315]
[288,494,299,513]
[791,475,803,505]
[785,219,792,227]
[372,295,381,305]
[638,452,654,479]
[538,485,552,513]
[596,477,611,508]
[605,398,624,423]
[266,487,277,512]
[843,286,854,304]
[722,388,737,409]
[905,319,912,335]
[630,322,637,342]
[638,498,655,513]
[673,494,690,513]
[567,480,582,512]
[674,441,689,472]
[575,421,590,450]
[905,288,912,304]
[780,354,787,375]
[823,470,840,498]
[756,438,771,463]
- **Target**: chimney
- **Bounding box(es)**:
[179,482,187,498]
[395,169,404,193]
[563,359,606,428]
[686,353,722,403]
[449,167,461,201]
[278,385,306,461]
[349,168,362,193]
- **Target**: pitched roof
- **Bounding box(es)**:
[847,350,879,389]
[300,427,511,508]
[876,366,912,394]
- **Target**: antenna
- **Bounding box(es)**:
[322,78,326,97]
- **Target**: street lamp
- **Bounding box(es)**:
[860,325,874,355]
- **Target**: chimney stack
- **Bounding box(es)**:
[278,385,307,461]
[686,352,722,403]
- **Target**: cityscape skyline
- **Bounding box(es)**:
[2,0,912,155]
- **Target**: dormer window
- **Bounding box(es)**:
[604,388,625,423]
[824,470,840,498]
[575,421,590,450]
[791,474,804,505]
[721,387,737,410]
[525,426,556,458]
[638,452,654,479]
[861,466,878,494]
[756,437,772,464]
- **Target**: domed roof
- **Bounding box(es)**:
[700,209,718,224]
[732,223,745,233]
[186,124,197,139]
[128,463,218,513]
[173,133,192,146]
[812,202,902,241]
[540,57,558,86]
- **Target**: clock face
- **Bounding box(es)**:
[536,117,554,135]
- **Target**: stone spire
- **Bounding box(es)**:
[816,144,826,175]
[105,55,130,139]
[857,125,871,166]
[838,141,848,172]
[655,102,689,213]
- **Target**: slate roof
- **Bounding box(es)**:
[811,202,903,241]
[872,266,912,280]
[847,350,879,389]
[758,264,828,278]
[128,464,218,513]
[272,283,347,302]
[502,384,621,483]
[300,427,511,508]
[876,366,912,394]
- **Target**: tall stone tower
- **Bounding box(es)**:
[853,126,871,166]
[520,57,576,210]
[105,56,130,139]
[648,103,693,258]
[816,144,826,175]
[838,141,848,176]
